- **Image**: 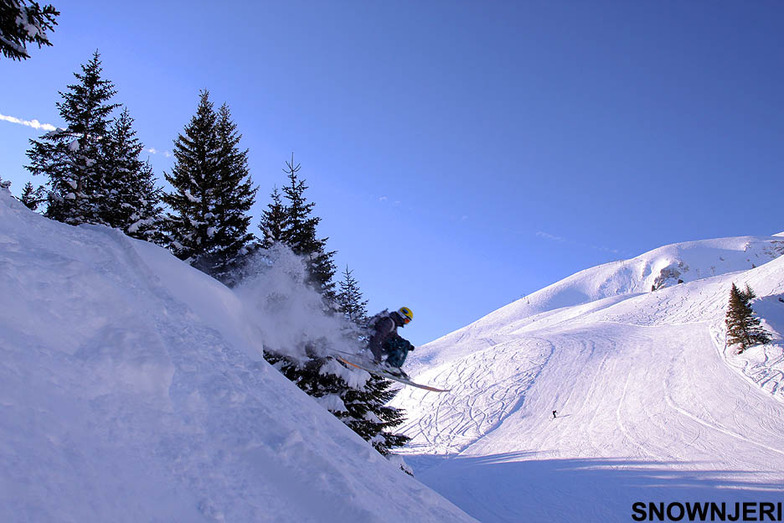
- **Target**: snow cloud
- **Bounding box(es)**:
[0,112,57,132]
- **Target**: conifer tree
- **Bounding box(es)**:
[258,186,286,249]
[102,108,162,241]
[0,0,59,60]
[331,268,410,455]
[26,51,118,225]
[341,375,411,456]
[163,91,257,284]
[264,351,411,456]
[336,266,368,325]
[261,157,407,456]
[19,181,46,210]
[163,90,219,260]
[210,103,258,281]
[279,154,336,299]
[726,283,772,353]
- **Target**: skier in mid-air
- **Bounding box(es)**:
[337,306,449,392]
[368,306,415,377]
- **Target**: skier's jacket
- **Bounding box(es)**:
[367,311,414,367]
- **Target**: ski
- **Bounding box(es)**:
[336,355,451,393]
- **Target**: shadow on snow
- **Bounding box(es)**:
[407,452,784,523]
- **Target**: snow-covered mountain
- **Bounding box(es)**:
[6,181,784,523]
[392,232,784,522]
[0,189,474,523]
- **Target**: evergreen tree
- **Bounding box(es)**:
[102,108,162,241]
[341,374,411,456]
[19,181,46,210]
[279,154,336,299]
[264,351,410,456]
[26,51,118,225]
[209,103,258,281]
[0,0,59,60]
[163,90,220,260]
[258,186,286,249]
[263,259,411,456]
[329,268,411,454]
[163,91,257,284]
[726,283,772,353]
[259,157,407,456]
[336,266,369,325]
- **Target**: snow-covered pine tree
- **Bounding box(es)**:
[332,268,410,455]
[26,51,119,225]
[264,351,411,457]
[0,0,59,60]
[163,90,220,260]
[163,91,257,284]
[208,103,258,283]
[101,108,163,241]
[279,154,337,301]
[725,283,772,353]
[19,181,46,211]
[262,158,407,456]
[340,374,411,456]
[257,186,286,249]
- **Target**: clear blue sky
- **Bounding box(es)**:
[2,1,782,346]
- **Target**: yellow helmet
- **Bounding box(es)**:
[398,306,413,324]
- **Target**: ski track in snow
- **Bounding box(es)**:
[393,241,784,522]
[400,337,554,455]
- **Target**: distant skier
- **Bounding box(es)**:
[368,307,415,376]
[552,410,557,419]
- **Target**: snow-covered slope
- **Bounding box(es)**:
[408,235,784,378]
[394,234,784,522]
[0,189,474,523]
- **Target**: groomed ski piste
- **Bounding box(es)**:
[0,188,475,523]
[391,232,784,522]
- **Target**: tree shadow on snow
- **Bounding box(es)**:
[411,452,784,523]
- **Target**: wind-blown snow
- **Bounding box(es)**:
[393,233,784,522]
[0,189,473,522]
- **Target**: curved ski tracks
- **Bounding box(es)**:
[397,336,555,455]
[392,268,784,521]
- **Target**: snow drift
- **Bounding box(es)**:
[394,232,784,522]
[0,189,473,522]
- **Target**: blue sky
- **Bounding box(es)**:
[1,1,782,346]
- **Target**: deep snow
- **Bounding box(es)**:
[393,232,784,522]
[0,189,474,522]
[5,181,784,522]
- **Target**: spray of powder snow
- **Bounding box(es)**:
[235,244,363,362]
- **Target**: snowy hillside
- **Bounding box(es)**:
[394,233,784,522]
[406,235,784,377]
[0,189,474,522]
